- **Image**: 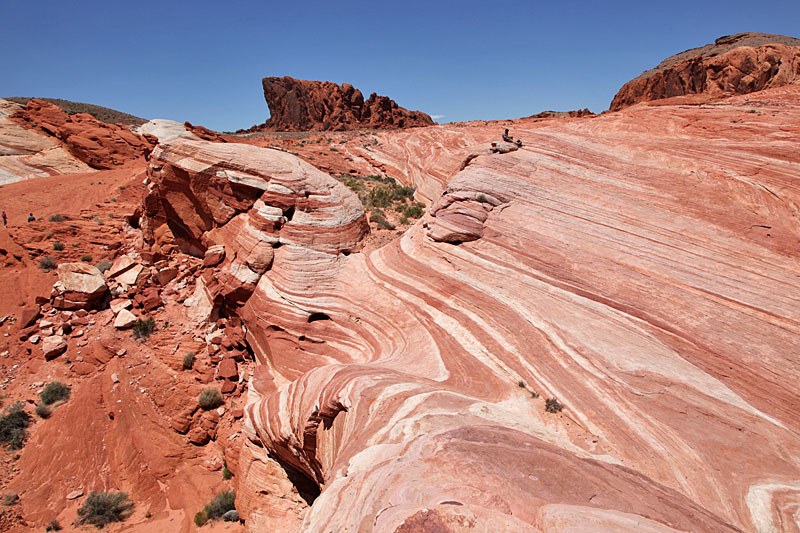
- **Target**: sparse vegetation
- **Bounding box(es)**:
[476,194,488,203]
[39,256,57,271]
[399,215,409,225]
[96,259,112,273]
[518,380,526,388]
[52,241,64,251]
[198,388,223,410]
[3,492,19,506]
[35,404,52,419]
[0,402,31,450]
[46,519,62,531]
[119,186,127,191]
[369,210,395,230]
[81,254,93,262]
[48,214,66,223]
[545,398,564,413]
[93,216,103,225]
[76,491,134,528]
[196,490,236,524]
[402,202,425,219]
[132,317,156,342]
[40,382,70,405]
[222,462,232,480]
[44,231,53,239]
[182,352,195,370]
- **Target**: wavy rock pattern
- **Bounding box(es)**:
[237,86,800,532]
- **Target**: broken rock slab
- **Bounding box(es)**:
[203,245,226,268]
[41,335,67,360]
[113,309,137,329]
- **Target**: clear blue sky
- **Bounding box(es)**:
[2,0,799,131]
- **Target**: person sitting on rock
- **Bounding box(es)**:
[501,129,523,148]
[27,213,35,222]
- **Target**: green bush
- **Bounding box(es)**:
[80,254,93,262]
[44,231,53,239]
[76,491,134,527]
[39,256,57,271]
[3,492,19,505]
[203,490,236,521]
[182,352,195,370]
[399,215,409,225]
[0,403,31,450]
[222,462,232,480]
[545,398,564,413]
[132,318,156,342]
[40,382,70,405]
[198,388,223,410]
[93,216,103,226]
[48,214,65,223]
[46,519,62,531]
[52,242,64,251]
[194,511,208,527]
[403,202,425,219]
[96,259,112,273]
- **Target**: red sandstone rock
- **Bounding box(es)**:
[18,306,41,328]
[183,121,227,142]
[41,335,67,360]
[9,99,155,169]
[218,358,238,380]
[610,33,800,111]
[245,76,434,132]
[51,262,108,310]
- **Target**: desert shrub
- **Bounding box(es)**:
[198,388,223,410]
[476,193,488,203]
[3,492,19,505]
[194,511,208,527]
[182,352,195,370]
[0,403,31,450]
[80,254,93,262]
[329,147,338,152]
[203,490,236,521]
[35,404,52,419]
[93,216,103,225]
[518,380,526,388]
[403,202,424,219]
[40,382,70,405]
[48,214,65,223]
[399,215,409,225]
[52,241,64,251]
[44,231,53,239]
[132,317,156,342]
[96,259,112,273]
[368,186,395,208]
[119,186,126,190]
[76,491,134,527]
[39,256,57,271]
[46,519,62,531]
[222,462,232,480]
[377,219,395,230]
[545,398,564,413]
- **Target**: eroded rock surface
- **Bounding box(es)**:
[246,76,434,132]
[227,86,800,532]
[610,32,800,110]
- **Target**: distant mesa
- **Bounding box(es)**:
[241,76,434,132]
[610,32,800,111]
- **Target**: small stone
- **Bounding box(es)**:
[66,490,83,500]
[117,348,126,357]
[41,335,67,360]
[114,309,137,329]
[29,335,40,345]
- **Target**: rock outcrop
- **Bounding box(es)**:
[51,262,108,310]
[610,33,800,111]
[9,99,156,169]
[245,76,434,132]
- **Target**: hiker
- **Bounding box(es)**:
[1,211,6,228]
[27,213,35,222]
[501,129,523,148]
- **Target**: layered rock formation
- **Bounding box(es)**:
[246,76,434,132]
[610,32,800,111]
[9,99,156,169]
[136,84,800,532]
[0,98,92,184]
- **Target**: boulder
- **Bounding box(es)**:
[41,335,67,360]
[18,306,41,329]
[115,264,146,287]
[202,245,226,268]
[52,263,108,310]
[105,255,137,279]
[113,309,137,329]
[109,299,132,313]
[218,358,238,380]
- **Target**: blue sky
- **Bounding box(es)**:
[2,0,799,131]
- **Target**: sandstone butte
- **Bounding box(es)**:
[610,32,800,111]
[0,47,799,533]
[243,76,435,132]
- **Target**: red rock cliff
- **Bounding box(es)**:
[246,76,434,132]
[610,32,800,111]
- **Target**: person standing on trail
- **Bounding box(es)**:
[1,211,6,227]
